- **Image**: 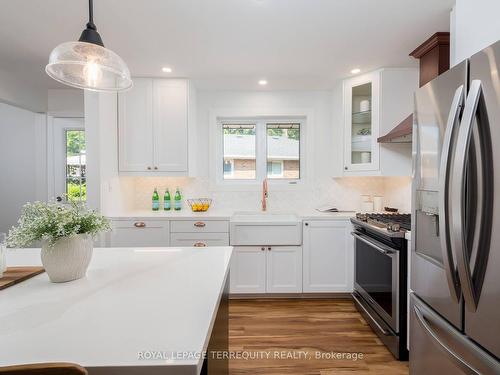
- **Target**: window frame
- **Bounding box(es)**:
[215,116,306,188]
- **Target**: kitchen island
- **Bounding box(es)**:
[0,246,233,375]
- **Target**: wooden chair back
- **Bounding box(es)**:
[0,363,87,375]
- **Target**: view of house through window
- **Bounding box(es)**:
[267,123,300,179]
[223,124,256,179]
[65,130,86,201]
[221,120,302,181]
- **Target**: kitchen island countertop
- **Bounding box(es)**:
[1,246,233,375]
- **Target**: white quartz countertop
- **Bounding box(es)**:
[106,209,355,221]
[1,247,233,374]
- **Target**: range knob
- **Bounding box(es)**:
[386,223,401,232]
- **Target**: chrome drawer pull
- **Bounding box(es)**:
[194,242,207,247]
[134,222,146,228]
[194,222,206,228]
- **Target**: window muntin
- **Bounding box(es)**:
[266,123,300,179]
[223,124,256,180]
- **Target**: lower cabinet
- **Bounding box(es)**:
[302,220,353,292]
[108,219,170,247]
[230,246,302,294]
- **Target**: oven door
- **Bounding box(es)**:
[353,230,399,332]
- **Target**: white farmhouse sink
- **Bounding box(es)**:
[230,211,302,246]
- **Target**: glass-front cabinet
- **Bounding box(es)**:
[343,71,380,172]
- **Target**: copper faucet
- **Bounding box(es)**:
[262,178,268,211]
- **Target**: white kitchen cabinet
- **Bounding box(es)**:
[118,79,153,172]
[108,219,170,247]
[302,220,353,292]
[266,246,302,293]
[170,233,229,247]
[118,78,192,175]
[340,68,418,176]
[153,79,188,172]
[230,247,267,294]
[230,246,303,294]
[343,70,380,173]
[170,219,229,247]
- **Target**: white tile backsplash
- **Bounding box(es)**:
[125,176,411,213]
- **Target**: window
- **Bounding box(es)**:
[223,124,256,180]
[52,118,86,203]
[267,161,284,177]
[266,123,300,179]
[65,129,86,202]
[219,118,303,183]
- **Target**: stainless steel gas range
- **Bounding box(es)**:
[350,213,410,360]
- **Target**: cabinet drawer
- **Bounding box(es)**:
[170,220,229,233]
[112,220,168,229]
[109,220,169,247]
[170,233,229,247]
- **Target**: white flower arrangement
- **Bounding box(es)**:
[7,201,110,248]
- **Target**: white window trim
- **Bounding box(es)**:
[209,108,314,192]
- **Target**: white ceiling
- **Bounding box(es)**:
[0,0,453,93]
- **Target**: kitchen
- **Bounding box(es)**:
[0,1,499,374]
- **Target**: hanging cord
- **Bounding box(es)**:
[87,0,97,30]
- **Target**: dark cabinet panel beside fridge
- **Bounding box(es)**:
[410,40,500,374]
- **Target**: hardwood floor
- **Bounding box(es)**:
[228,298,409,375]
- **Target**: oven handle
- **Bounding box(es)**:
[351,232,396,256]
[352,293,390,336]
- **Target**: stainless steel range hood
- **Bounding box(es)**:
[377,114,412,143]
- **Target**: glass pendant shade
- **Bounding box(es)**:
[46,41,132,92]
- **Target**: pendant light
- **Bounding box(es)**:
[46,0,132,92]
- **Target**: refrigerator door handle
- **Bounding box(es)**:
[438,85,464,302]
[451,80,494,312]
[413,304,480,375]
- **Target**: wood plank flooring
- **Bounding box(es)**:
[228,298,409,375]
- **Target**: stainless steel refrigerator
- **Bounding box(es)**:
[411,40,500,374]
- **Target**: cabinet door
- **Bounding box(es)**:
[108,220,169,247]
[266,246,302,293]
[303,221,353,292]
[152,79,188,172]
[230,247,266,294]
[343,71,380,173]
[118,78,154,172]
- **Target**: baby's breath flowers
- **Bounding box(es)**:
[7,200,110,248]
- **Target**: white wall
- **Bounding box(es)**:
[0,67,47,113]
[48,89,84,117]
[122,89,411,213]
[197,90,337,180]
[0,103,45,234]
[84,91,135,215]
[452,0,500,65]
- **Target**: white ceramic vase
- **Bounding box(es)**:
[41,234,93,283]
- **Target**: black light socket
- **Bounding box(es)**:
[78,22,104,47]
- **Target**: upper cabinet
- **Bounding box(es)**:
[118,78,195,175]
[340,68,418,176]
[343,71,380,172]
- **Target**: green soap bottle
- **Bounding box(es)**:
[164,189,171,211]
[152,188,160,211]
[174,188,182,211]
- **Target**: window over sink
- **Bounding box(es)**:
[219,118,304,184]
